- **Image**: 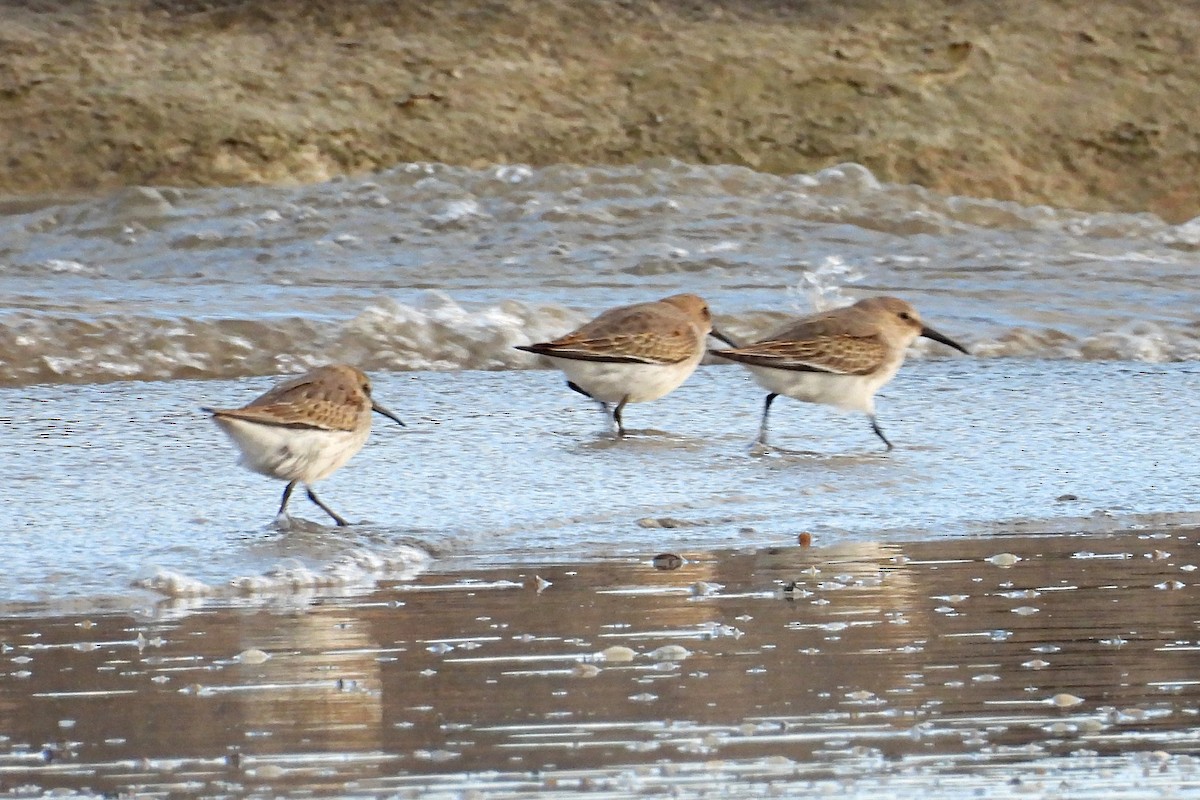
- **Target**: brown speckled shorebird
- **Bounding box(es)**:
[517,293,735,435]
[204,364,404,526]
[711,297,968,450]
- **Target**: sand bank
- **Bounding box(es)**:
[3,0,1199,220]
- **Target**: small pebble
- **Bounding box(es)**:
[572,663,602,678]
[1050,693,1085,708]
[652,553,684,570]
[235,649,270,664]
[598,645,637,662]
[647,645,691,661]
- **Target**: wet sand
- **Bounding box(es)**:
[5,0,1200,220]
[5,529,1200,797]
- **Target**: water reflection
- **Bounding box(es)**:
[3,529,1200,795]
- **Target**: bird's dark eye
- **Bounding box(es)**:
[362,383,372,395]
[898,312,911,320]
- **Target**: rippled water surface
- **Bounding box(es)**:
[4,161,1200,796]
[5,360,1200,607]
[4,161,1200,386]
[4,533,1200,798]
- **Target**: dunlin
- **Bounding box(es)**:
[516,293,736,435]
[204,364,404,526]
[711,296,968,450]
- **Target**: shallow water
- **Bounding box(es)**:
[5,359,1200,607]
[4,532,1200,798]
[5,161,1200,796]
[4,160,1200,603]
[3,161,1200,387]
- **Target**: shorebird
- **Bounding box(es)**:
[516,293,736,435]
[204,364,404,526]
[711,296,968,450]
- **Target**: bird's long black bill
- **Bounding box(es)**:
[372,400,406,427]
[921,325,969,355]
[709,328,740,348]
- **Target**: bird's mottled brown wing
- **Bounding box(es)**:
[206,401,361,431]
[207,370,367,431]
[714,333,888,375]
[768,308,888,341]
[518,302,698,365]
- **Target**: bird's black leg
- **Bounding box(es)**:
[306,485,350,526]
[870,416,894,451]
[613,395,629,437]
[277,480,298,519]
[757,393,779,445]
[568,381,614,424]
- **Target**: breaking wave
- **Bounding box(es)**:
[4,291,1200,388]
[6,160,1200,388]
[0,293,586,386]
[134,541,432,603]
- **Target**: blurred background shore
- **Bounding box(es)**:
[3,0,1197,220]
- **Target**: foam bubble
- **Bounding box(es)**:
[134,569,215,598]
[135,544,430,601]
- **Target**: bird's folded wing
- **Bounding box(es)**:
[714,334,887,375]
[518,328,695,365]
[206,401,359,431]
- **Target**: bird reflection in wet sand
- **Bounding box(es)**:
[711,296,969,450]
[517,293,736,436]
[204,364,404,526]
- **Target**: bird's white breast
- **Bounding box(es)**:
[742,357,905,415]
[213,417,370,483]
[546,352,702,404]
